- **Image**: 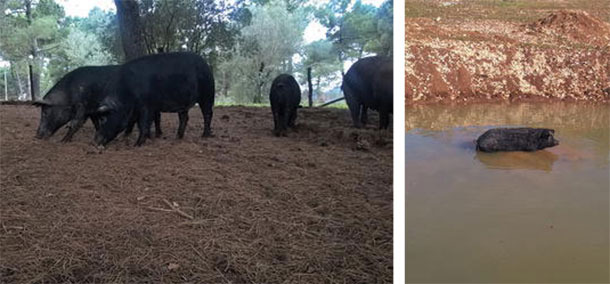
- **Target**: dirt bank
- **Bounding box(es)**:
[0,105,392,283]
[406,3,610,104]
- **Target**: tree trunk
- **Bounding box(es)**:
[114,0,147,61]
[25,0,39,101]
[254,62,265,104]
[14,65,23,99]
[338,21,345,78]
[222,71,229,97]
[307,67,313,107]
[287,57,293,74]
[315,76,321,102]
[30,63,40,100]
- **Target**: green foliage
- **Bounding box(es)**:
[0,0,66,99]
[78,7,123,62]
[0,0,64,59]
[369,0,392,56]
[0,0,118,97]
[63,29,113,67]
[1,11,61,60]
[300,39,342,103]
[219,0,307,104]
[33,0,65,19]
[1,0,391,105]
[45,27,115,90]
[46,6,118,90]
[342,1,378,57]
[315,0,393,62]
[138,0,240,67]
[314,0,350,63]
[304,39,337,64]
[251,0,309,12]
[0,66,21,100]
[51,7,120,67]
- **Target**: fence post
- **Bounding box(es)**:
[307,67,313,107]
[4,69,7,101]
[29,64,34,101]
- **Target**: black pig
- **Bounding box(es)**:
[34,65,120,142]
[94,52,214,146]
[476,128,559,152]
[269,74,301,136]
[342,56,393,129]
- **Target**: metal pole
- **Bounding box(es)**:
[318,97,345,107]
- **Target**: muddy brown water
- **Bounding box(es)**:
[406,103,609,283]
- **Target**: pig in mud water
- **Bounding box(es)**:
[476,128,559,152]
[34,65,120,142]
[269,74,301,137]
[342,56,393,129]
[94,52,215,146]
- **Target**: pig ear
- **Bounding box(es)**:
[96,105,111,114]
[537,129,549,138]
[32,100,52,107]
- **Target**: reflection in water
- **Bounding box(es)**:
[475,150,559,171]
[406,103,609,283]
[406,103,609,132]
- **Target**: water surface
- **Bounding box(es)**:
[406,103,609,283]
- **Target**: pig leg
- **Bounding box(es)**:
[90,115,100,131]
[348,100,362,128]
[360,105,368,127]
[280,106,289,137]
[177,110,189,139]
[288,107,297,128]
[123,113,138,138]
[379,109,390,130]
[199,98,213,137]
[344,85,362,128]
[135,108,152,146]
[272,108,281,137]
[154,112,162,138]
[61,105,86,142]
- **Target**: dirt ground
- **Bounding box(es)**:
[0,105,393,283]
[406,0,610,104]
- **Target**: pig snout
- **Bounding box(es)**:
[94,133,107,146]
[35,126,51,140]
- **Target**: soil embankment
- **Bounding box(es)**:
[406,3,610,104]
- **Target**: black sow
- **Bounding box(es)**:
[269,74,301,137]
[94,52,215,146]
[342,56,393,129]
[476,128,559,152]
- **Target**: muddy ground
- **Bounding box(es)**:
[406,0,610,104]
[0,105,393,283]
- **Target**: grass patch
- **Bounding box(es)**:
[214,102,348,109]
[215,102,269,107]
